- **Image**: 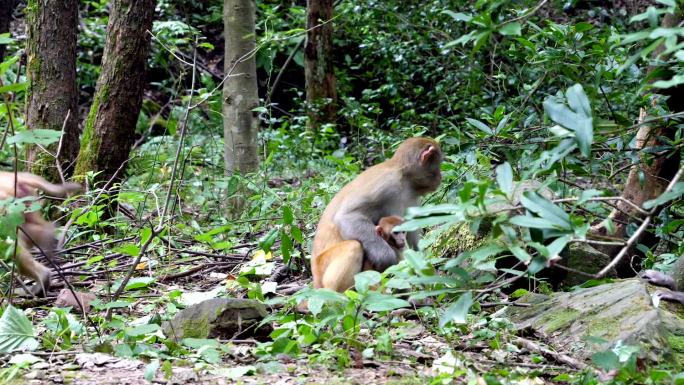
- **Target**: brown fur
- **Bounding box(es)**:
[0,172,81,296]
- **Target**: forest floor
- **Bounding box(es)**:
[7,255,580,385]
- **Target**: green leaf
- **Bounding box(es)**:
[364,292,410,312]
[124,277,155,291]
[124,323,159,337]
[0,306,39,353]
[496,162,513,197]
[144,359,160,382]
[181,338,219,349]
[592,350,619,371]
[520,192,571,230]
[0,33,12,45]
[441,10,471,22]
[509,215,558,230]
[115,244,141,257]
[7,129,62,146]
[439,291,473,327]
[354,270,381,293]
[499,22,521,36]
[565,84,591,117]
[509,245,532,263]
[282,206,294,225]
[395,213,462,232]
[0,82,27,94]
[466,118,492,134]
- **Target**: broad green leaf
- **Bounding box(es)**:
[0,82,27,94]
[395,213,463,232]
[354,270,381,293]
[466,118,492,134]
[499,22,521,36]
[509,215,558,230]
[181,338,219,349]
[509,245,531,263]
[565,84,591,117]
[364,292,410,312]
[0,306,39,353]
[442,10,471,22]
[115,244,140,257]
[439,292,473,327]
[7,129,62,146]
[144,359,160,382]
[124,323,160,337]
[282,206,294,225]
[496,162,513,197]
[520,192,571,230]
[0,33,12,44]
[124,277,155,291]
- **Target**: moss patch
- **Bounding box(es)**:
[536,308,580,333]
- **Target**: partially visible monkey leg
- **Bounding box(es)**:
[318,240,364,292]
[14,246,51,296]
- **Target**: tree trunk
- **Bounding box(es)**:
[0,0,15,63]
[25,0,79,180]
[74,0,155,187]
[592,12,682,276]
[223,0,259,174]
[304,0,337,131]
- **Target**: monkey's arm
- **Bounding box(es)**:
[406,230,420,250]
[642,270,677,290]
[336,211,398,272]
[656,291,684,305]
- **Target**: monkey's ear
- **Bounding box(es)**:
[375,225,384,238]
[420,145,439,165]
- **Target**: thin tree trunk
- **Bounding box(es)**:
[223,0,259,174]
[74,0,155,188]
[593,12,682,275]
[304,0,337,131]
[0,0,14,63]
[25,0,79,180]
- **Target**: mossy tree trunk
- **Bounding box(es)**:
[74,0,155,188]
[304,0,336,131]
[223,0,259,174]
[25,0,79,180]
[0,0,15,63]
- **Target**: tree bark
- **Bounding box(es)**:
[74,0,155,187]
[25,0,79,180]
[304,0,337,130]
[223,0,259,174]
[0,0,14,63]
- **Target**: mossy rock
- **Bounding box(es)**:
[162,298,270,341]
[506,279,684,368]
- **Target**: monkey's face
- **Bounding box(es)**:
[389,231,407,250]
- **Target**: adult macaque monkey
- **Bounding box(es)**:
[312,137,442,292]
[0,172,81,296]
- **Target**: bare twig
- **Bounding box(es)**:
[594,166,684,278]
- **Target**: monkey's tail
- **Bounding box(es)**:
[13,172,82,197]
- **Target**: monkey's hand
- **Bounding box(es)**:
[655,290,684,305]
[641,270,676,290]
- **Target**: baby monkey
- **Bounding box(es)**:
[362,215,407,271]
[0,171,81,296]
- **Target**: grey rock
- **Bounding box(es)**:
[162,298,269,341]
